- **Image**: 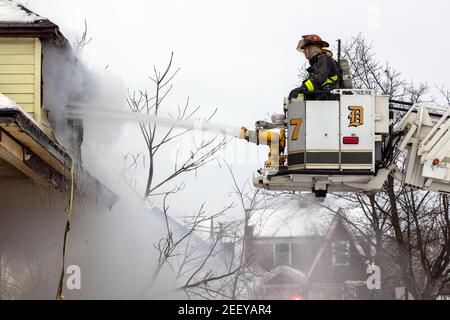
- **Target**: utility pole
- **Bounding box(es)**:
[337,39,341,65]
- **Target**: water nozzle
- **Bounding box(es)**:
[239,127,248,140]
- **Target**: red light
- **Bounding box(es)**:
[343,136,359,144]
[289,295,304,300]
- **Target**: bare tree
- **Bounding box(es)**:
[124,53,251,299]
[139,194,237,299]
[125,52,228,201]
[223,162,267,299]
[142,162,286,300]
[333,34,450,299]
[218,162,301,299]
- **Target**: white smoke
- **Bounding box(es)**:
[42,42,126,153]
[0,39,196,299]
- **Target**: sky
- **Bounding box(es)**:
[18,0,450,220]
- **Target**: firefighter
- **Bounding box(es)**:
[288,34,341,101]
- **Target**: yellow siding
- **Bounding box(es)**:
[7,93,34,103]
[0,38,41,122]
[0,74,35,84]
[0,55,35,65]
[0,84,34,93]
[0,42,35,55]
[33,39,41,123]
[0,65,35,74]
[18,103,34,113]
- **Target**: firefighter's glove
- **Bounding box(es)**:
[288,87,305,101]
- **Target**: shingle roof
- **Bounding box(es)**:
[0,0,44,23]
[249,199,332,238]
[0,0,67,45]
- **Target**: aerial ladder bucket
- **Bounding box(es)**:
[239,89,450,197]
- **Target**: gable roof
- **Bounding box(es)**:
[305,211,367,280]
[249,198,332,238]
[0,0,67,45]
[306,216,341,280]
[0,0,43,23]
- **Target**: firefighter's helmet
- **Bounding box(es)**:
[297,34,330,52]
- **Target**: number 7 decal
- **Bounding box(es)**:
[290,118,303,141]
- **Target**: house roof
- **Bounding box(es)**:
[0,93,72,173]
[0,0,43,23]
[149,207,212,246]
[0,93,72,188]
[149,207,190,235]
[264,265,307,285]
[249,198,333,238]
[0,94,118,206]
[0,0,67,45]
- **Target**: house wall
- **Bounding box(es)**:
[0,179,66,299]
[307,222,369,299]
[309,222,367,284]
[253,236,323,272]
[0,178,113,299]
[0,38,41,122]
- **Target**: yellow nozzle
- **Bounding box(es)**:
[239,127,248,140]
[280,128,286,149]
[258,131,273,145]
[239,127,287,168]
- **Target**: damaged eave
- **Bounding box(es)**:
[0,107,72,171]
[0,109,119,208]
[0,21,68,47]
[0,108,71,189]
[0,128,69,191]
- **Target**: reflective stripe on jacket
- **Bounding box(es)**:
[301,53,340,92]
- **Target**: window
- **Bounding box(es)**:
[274,243,291,266]
[332,241,350,266]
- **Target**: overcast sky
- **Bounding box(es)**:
[19,0,450,218]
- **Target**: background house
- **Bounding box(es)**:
[246,205,423,300]
[246,209,371,300]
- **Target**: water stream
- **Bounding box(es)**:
[65,102,242,138]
